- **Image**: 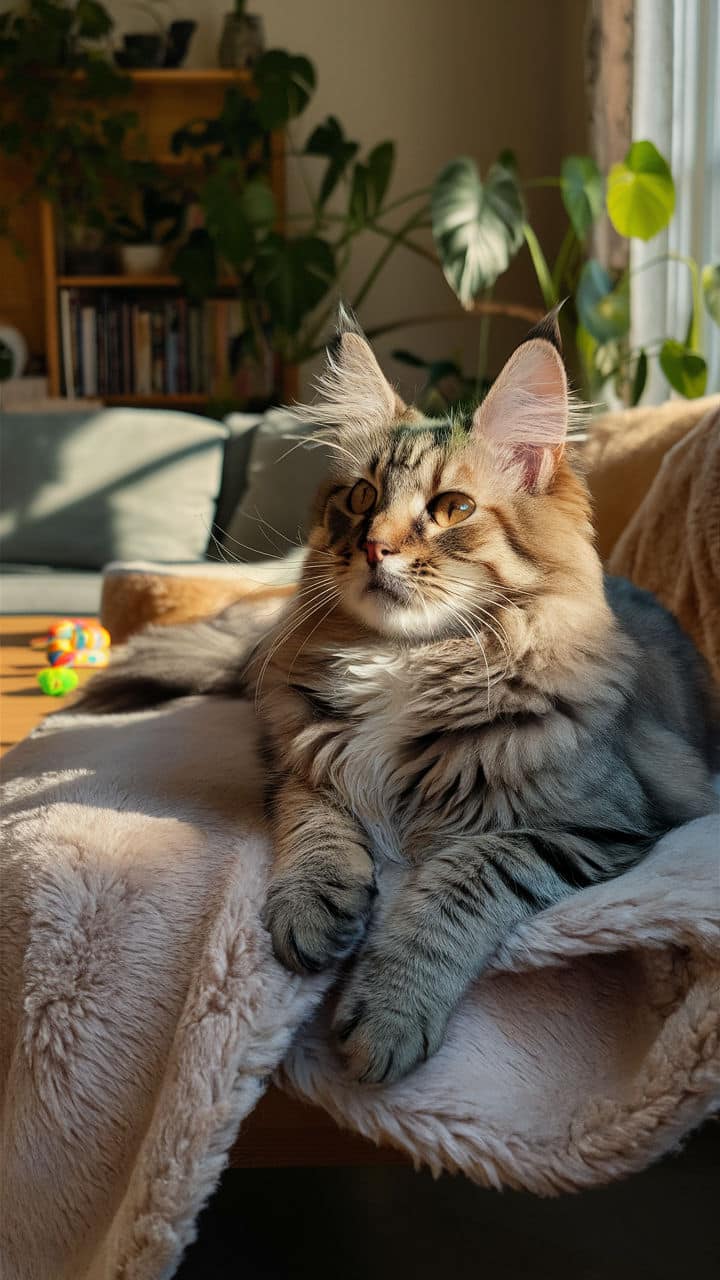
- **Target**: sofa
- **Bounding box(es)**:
[0,405,331,615]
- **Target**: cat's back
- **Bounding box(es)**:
[602,576,712,773]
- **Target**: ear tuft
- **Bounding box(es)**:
[520,302,565,354]
[335,300,364,338]
[294,303,405,431]
[472,337,568,492]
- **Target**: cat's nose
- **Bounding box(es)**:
[363,539,395,565]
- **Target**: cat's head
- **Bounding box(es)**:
[300,307,597,641]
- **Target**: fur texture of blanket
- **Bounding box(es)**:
[606,404,720,685]
[1,699,718,1280]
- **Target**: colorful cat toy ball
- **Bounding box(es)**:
[37,667,80,697]
[45,619,111,669]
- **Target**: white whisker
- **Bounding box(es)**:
[254,587,339,704]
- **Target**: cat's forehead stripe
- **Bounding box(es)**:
[386,426,448,472]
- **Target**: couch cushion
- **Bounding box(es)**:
[223,408,331,560]
[208,412,263,558]
[0,409,228,569]
[0,566,102,615]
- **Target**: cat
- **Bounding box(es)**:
[78,307,719,1085]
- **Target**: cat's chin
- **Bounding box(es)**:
[341,588,442,641]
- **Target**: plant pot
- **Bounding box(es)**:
[119,244,165,276]
[163,20,196,68]
[63,224,112,275]
[115,33,165,69]
[218,13,264,69]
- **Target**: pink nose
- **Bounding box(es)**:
[364,539,394,565]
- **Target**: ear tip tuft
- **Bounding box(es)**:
[335,300,363,337]
[327,301,364,360]
[521,305,564,355]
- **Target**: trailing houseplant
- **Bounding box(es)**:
[169,49,718,407]
[0,0,143,257]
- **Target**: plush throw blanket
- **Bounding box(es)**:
[606,404,720,685]
[1,700,718,1280]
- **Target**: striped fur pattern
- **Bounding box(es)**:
[78,313,719,1084]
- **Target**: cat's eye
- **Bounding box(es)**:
[348,480,377,515]
[428,491,476,527]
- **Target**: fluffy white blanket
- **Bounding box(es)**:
[1,698,719,1280]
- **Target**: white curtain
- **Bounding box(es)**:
[632,0,720,399]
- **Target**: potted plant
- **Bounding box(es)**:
[112,180,184,275]
[218,0,265,69]
[0,0,142,269]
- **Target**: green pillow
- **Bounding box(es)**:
[223,408,331,561]
[0,409,228,569]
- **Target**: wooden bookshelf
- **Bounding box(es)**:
[36,68,288,406]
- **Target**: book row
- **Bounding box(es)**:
[58,290,276,400]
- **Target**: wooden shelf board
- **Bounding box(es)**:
[57,276,241,289]
[155,154,213,168]
[58,275,180,287]
[128,69,251,85]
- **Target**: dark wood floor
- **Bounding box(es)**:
[177,1122,720,1280]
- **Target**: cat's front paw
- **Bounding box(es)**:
[333,950,448,1084]
[264,868,376,975]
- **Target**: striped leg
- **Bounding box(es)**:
[264,778,376,974]
[333,830,597,1084]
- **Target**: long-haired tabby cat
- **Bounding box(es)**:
[79,307,718,1084]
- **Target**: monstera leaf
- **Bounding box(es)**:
[348,142,395,228]
[172,229,218,303]
[576,260,630,343]
[305,115,359,205]
[256,234,335,334]
[254,51,316,130]
[561,155,603,238]
[199,167,276,271]
[659,340,707,398]
[431,157,524,305]
[606,141,675,241]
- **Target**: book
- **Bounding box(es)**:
[202,302,215,394]
[134,307,152,394]
[150,304,165,393]
[121,302,133,395]
[96,294,108,395]
[174,296,184,391]
[187,304,200,393]
[59,289,75,397]
[80,305,97,397]
[165,300,179,394]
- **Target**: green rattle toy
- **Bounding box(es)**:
[37,667,80,697]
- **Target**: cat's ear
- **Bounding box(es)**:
[297,303,406,430]
[472,316,568,493]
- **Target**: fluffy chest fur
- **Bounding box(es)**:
[267,640,602,865]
